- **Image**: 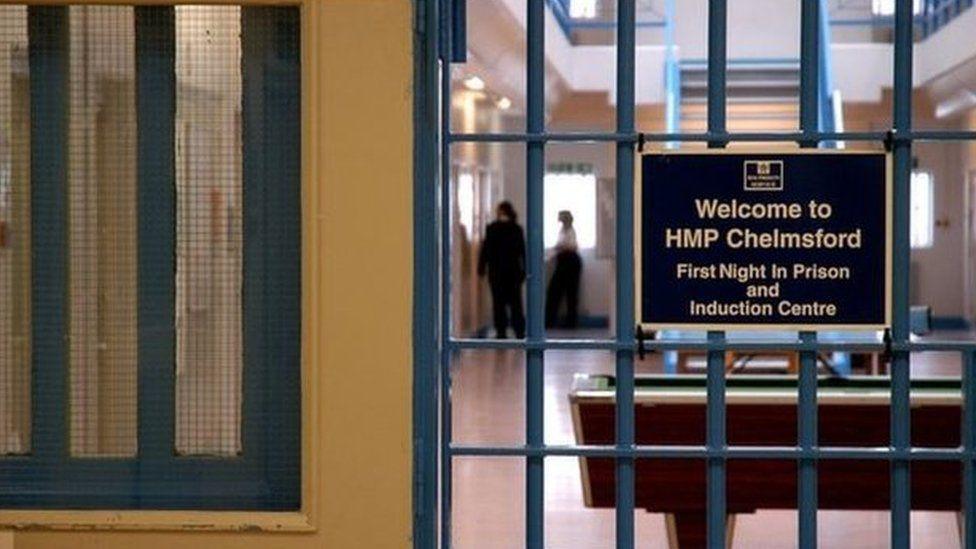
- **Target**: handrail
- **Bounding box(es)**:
[544,0,973,39]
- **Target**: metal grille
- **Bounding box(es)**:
[422,0,976,548]
[0,6,29,457]
[174,5,243,457]
[67,5,137,458]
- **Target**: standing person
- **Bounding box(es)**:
[546,210,582,328]
[478,201,526,339]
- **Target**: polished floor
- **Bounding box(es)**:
[450,330,967,548]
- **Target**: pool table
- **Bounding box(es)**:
[569,374,963,548]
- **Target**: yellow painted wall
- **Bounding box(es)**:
[3,0,414,547]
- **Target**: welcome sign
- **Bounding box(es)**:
[638,151,891,329]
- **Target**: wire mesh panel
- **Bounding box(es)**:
[66,5,137,458]
[174,5,243,457]
[0,6,29,457]
[0,3,299,510]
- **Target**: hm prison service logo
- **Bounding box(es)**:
[743,160,784,191]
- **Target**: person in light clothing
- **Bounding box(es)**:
[546,210,581,328]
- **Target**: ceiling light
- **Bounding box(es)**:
[496,96,512,110]
[463,76,485,91]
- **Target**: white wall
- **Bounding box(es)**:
[912,140,967,317]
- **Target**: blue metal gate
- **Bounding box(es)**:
[412,0,976,547]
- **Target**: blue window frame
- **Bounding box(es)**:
[0,5,300,511]
[412,0,976,547]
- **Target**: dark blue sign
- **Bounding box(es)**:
[640,152,890,328]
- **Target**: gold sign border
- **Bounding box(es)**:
[635,147,893,332]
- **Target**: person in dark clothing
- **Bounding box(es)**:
[478,201,526,339]
[546,210,582,328]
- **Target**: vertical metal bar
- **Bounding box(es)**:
[615,0,636,547]
[414,0,440,545]
[135,6,175,479]
[797,3,820,547]
[28,5,68,468]
[440,0,455,543]
[963,351,976,548]
[706,330,727,547]
[891,0,914,547]
[450,0,466,63]
[707,0,727,148]
[526,0,546,546]
[817,0,836,138]
[240,5,270,476]
[706,1,728,546]
[800,0,820,138]
[797,334,818,549]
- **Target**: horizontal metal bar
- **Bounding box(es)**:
[449,337,976,353]
[644,339,886,352]
[447,132,639,143]
[450,444,974,460]
[447,130,976,144]
[892,340,976,352]
[910,129,976,141]
[448,338,624,351]
[557,20,666,29]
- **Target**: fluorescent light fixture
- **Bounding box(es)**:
[935,89,976,119]
[463,75,485,91]
[569,0,597,19]
[496,96,512,110]
[871,0,923,16]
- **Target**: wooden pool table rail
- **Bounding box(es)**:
[570,374,964,548]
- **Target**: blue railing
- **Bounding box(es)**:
[662,0,679,142]
[921,0,975,37]
[548,0,973,39]
[819,0,837,141]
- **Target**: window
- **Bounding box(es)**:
[872,0,923,16]
[544,169,597,249]
[569,0,597,19]
[0,4,300,510]
[457,169,475,240]
[911,170,934,249]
